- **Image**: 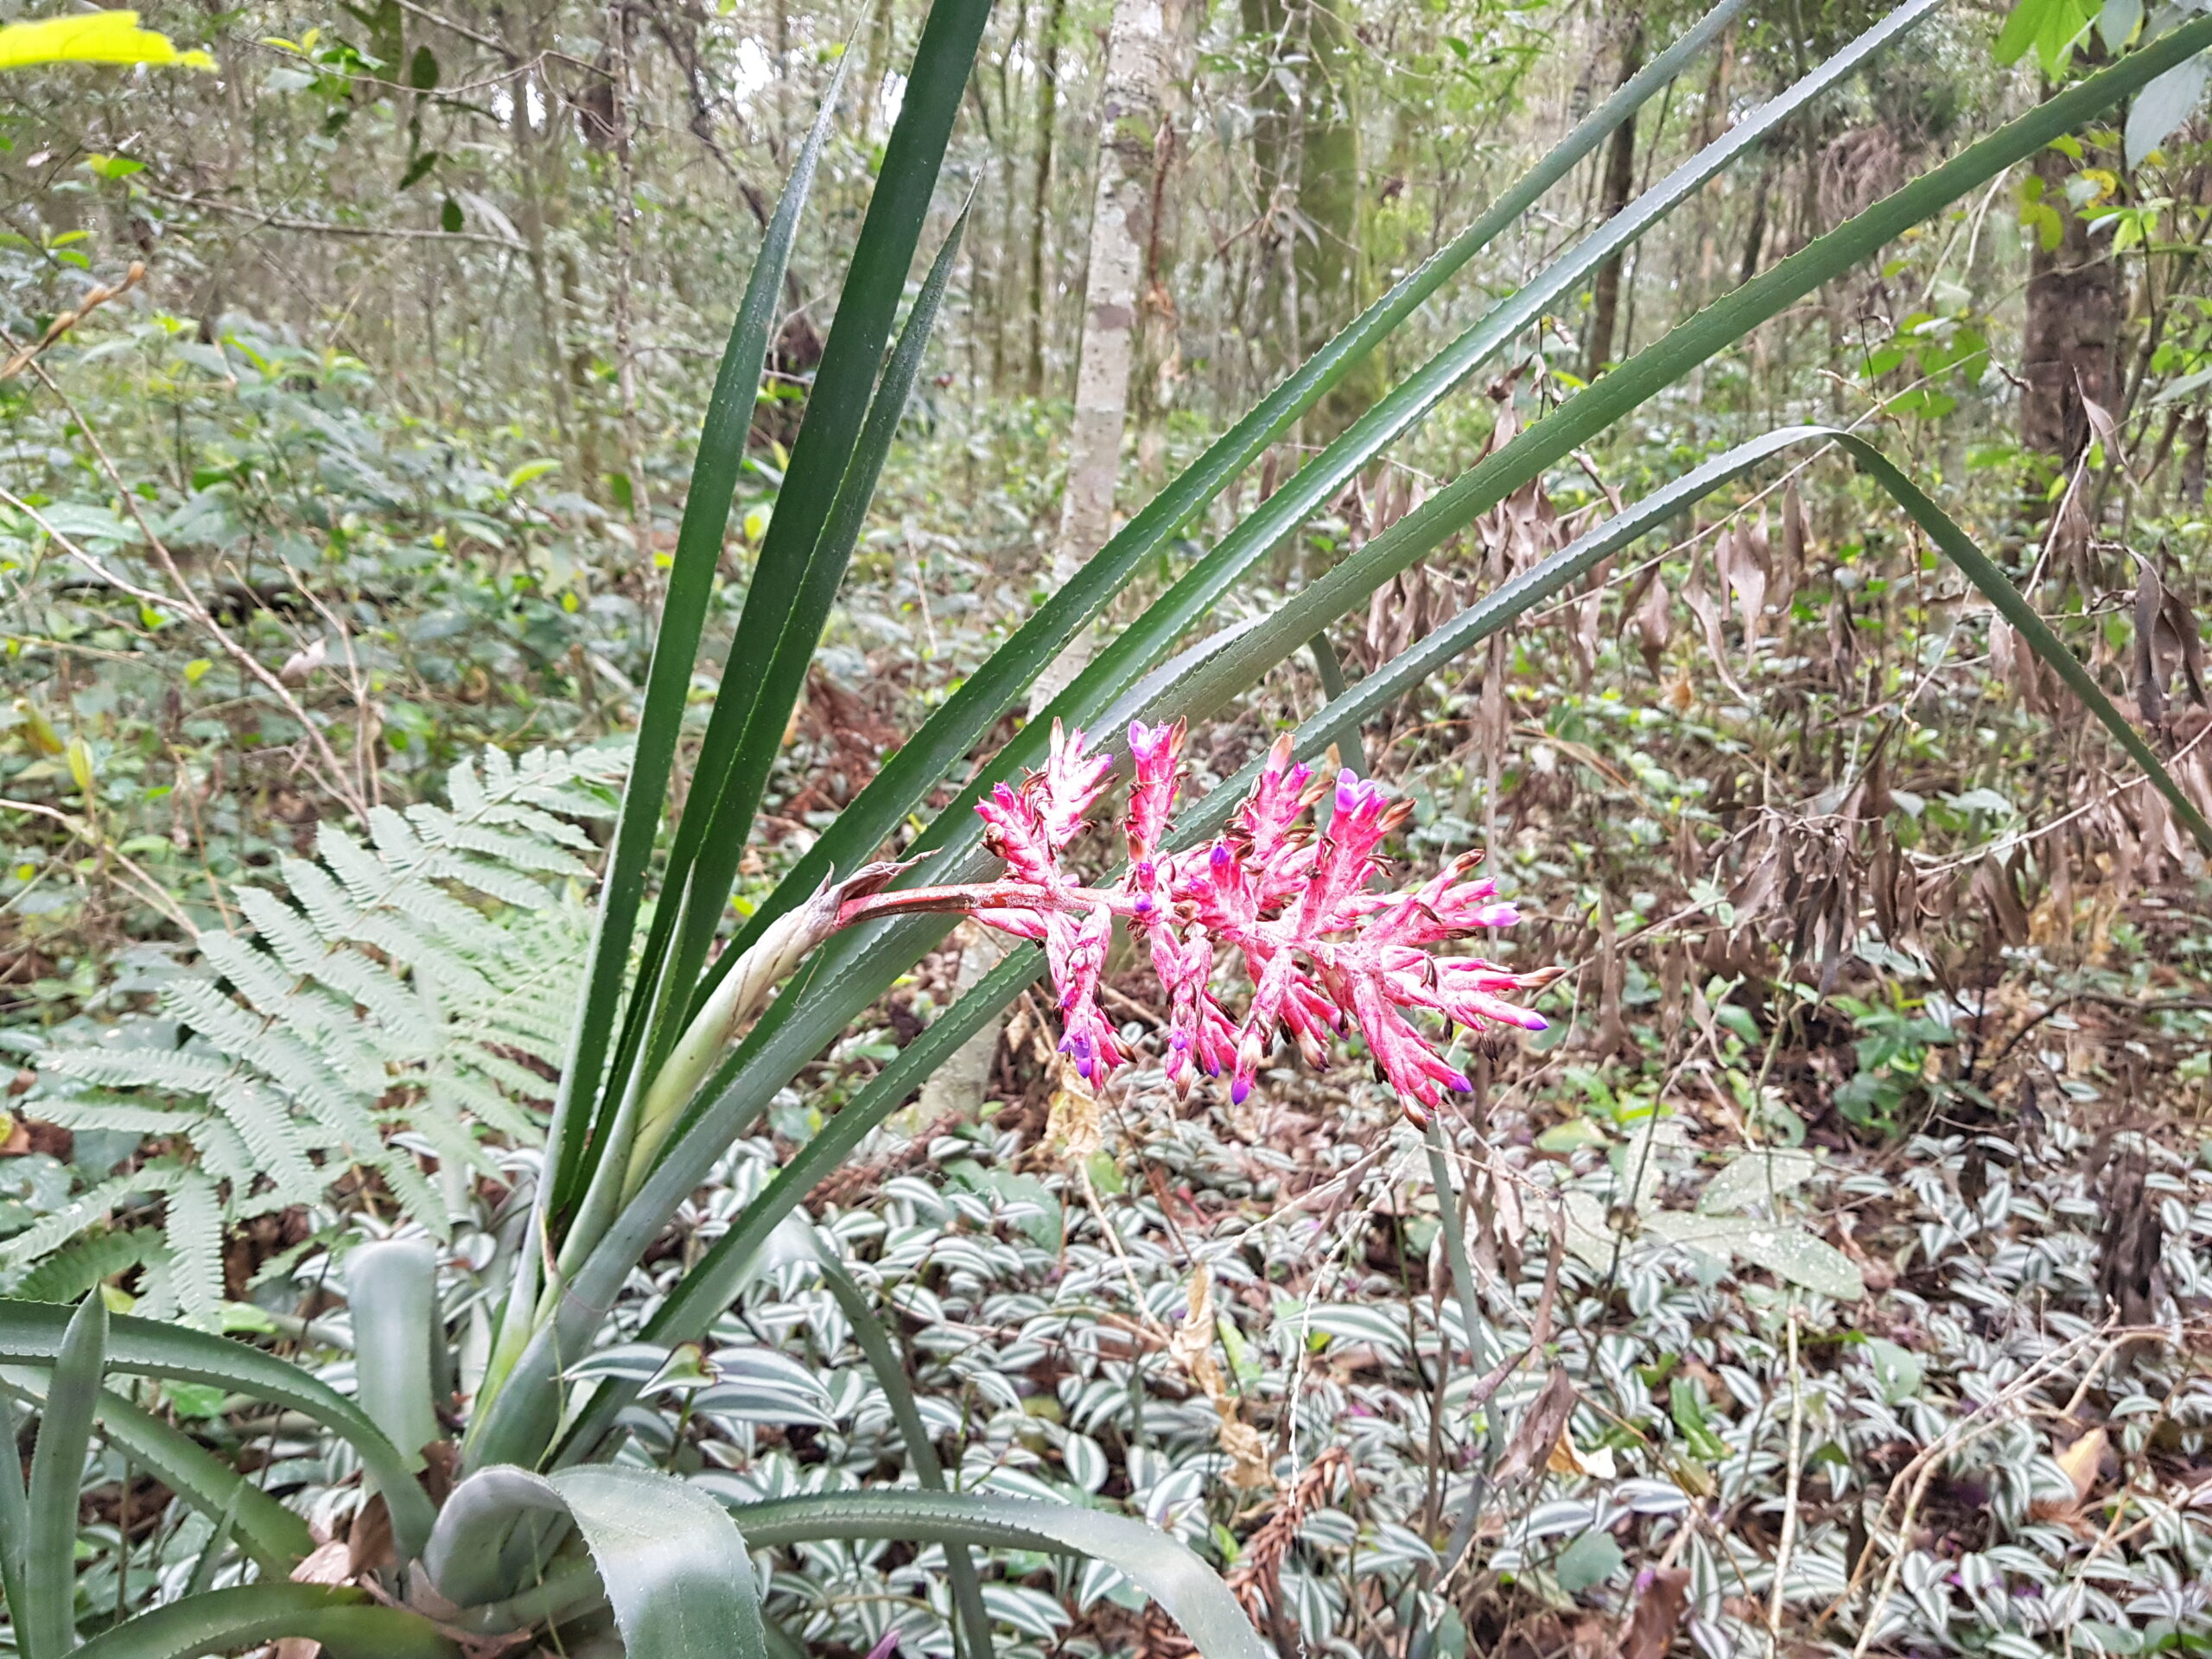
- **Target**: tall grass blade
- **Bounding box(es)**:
[23,1293,105,1659]
[543,52,851,1226]
[814,1254,993,1659]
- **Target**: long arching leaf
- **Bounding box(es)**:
[1102,15,2212,767]
[22,1293,105,1659]
[424,1464,771,1658]
[0,1374,312,1573]
[0,1299,435,1562]
[864,0,1940,906]
[423,1465,573,1610]
[550,1465,771,1659]
[68,1584,458,1659]
[814,1254,992,1659]
[0,1389,30,1650]
[720,1491,1270,1659]
[699,0,1749,975]
[346,1237,442,1471]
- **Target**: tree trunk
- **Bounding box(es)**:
[1583,22,1644,379]
[2022,138,2119,463]
[1026,0,1070,397]
[607,0,648,537]
[1028,0,1175,712]
[1738,160,1771,285]
[1241,0,1292,388]
[854,0,899,140]
[1297,0,1368,431]
[1134,0,1198,488]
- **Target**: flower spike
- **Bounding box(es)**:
[836,721,1553,1121]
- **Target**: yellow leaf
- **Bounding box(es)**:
[0,11,214,71]
[13,698,63,756]
[2056,1427,2106,1504]
[65,735,95,798]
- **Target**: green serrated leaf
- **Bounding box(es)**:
[69,1584,457,1659]
[23,1294,105,1659]
[0,1298,436,1564]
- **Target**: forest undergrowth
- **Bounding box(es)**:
[0,0,2210,1654]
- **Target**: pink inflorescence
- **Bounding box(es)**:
[968,719,1548,1122]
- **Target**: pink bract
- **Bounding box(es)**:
[962,721,1549,1121]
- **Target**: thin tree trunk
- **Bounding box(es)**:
[1026,0,1070,397]
[1298,0,1367,433]
[1134,0,1197,485]
[1738,160,1772,284]
[855,0,898,139]
[506,30,573,452]
[1029,0,1174,711]
[772,0,791,161]
[1242,0,1291,381]
[561,248,603,498]
[2023,137,2119,463]
[607,0,649,537]
[1583,21,1644,379]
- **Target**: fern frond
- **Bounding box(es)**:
[0,1164,184,1269]
[168,1172,225,1327]
[22,743,623,1324]
[15,1228,163,1304]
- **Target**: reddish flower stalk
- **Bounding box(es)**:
[838,721,1551,1122]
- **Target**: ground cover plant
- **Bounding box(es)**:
[0,0,2209,1653]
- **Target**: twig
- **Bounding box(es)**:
[388,0,608,76]
[280,557,383,810]
[1769,1299,1805,1640]
[137,182,527,251]
[1821,1325,2136,1651]
[0,798,194,931]
[0,264,144,381]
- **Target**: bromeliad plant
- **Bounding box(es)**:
[9,0,2212,1653]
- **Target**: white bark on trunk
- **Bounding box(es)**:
[1027,0,1175,715]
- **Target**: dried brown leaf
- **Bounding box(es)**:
[1496,1366,1579,1484]
[1634,572,1673,677]
[1618,1567,1692,1659]
[1681,570,1750,701]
